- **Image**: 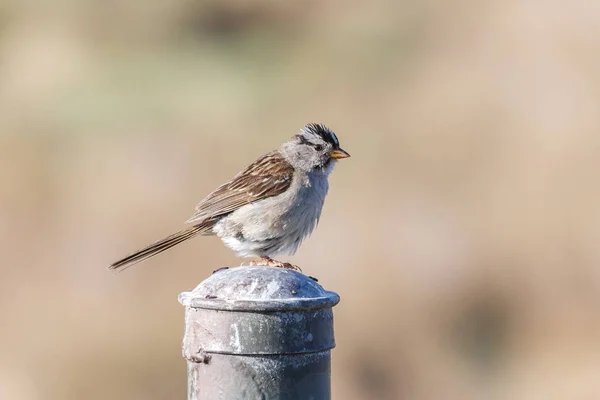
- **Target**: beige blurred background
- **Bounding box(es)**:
[2,0,600,399]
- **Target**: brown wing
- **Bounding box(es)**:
[186,151,294,224]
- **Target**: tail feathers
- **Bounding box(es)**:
[109,224,209,271]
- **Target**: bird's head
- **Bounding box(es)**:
[281,123,350,173]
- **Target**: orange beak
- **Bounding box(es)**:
[328,148,351,159]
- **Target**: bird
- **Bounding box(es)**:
[109,123,350,272]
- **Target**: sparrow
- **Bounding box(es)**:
[109,123,350,271]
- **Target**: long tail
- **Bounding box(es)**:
[109,224,210,271]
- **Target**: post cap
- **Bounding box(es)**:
[178,266,340,312]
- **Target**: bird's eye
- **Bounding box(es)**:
[314,144,324,152]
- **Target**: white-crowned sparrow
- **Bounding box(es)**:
[109,123,350,271]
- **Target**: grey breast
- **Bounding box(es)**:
[215,169,329,257]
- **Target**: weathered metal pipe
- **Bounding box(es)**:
[179,266,340,400]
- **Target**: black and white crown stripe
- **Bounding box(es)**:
[298,123,340,148]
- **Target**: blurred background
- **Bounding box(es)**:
[2,0,600,399]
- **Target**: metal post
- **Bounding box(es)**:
[178,266,340,400]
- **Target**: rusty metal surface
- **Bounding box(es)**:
[179,266,339,400]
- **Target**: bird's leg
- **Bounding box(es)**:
[249,257,270,267]
[264,256,302,272]
[249,256,302,272]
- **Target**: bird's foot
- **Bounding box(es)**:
[250,257,302,272]
[248,258,266,267]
